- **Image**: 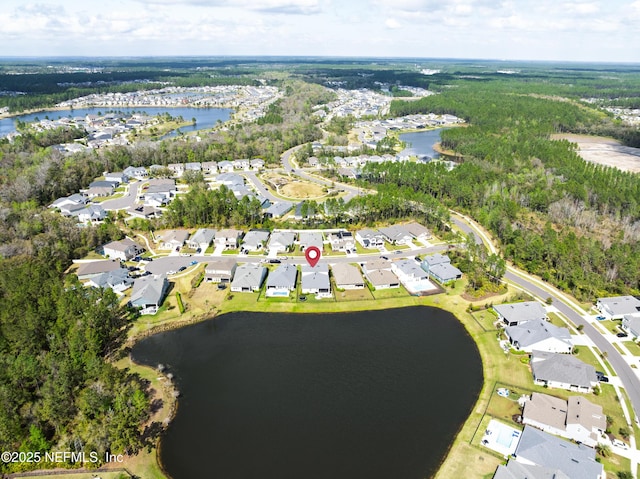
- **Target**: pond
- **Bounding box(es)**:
[398,129,446,160]
[132,307,483,479]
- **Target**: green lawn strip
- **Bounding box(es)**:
[369,285,411,300]
[547,311,571,328]
[622,341,640,356]
[470,310,499,332]
[222,248,240,255]
[335,287,375,302]
[354,243,379,255]
[591,321,610,336]
[573,346,605,371]
[614,343,626,356]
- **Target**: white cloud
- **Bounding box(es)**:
[135,0,322,14]
[385,18,401,29]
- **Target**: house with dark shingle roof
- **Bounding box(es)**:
[76,259,123,280]
[530,351,599,393]
[512,426,604,479]
[494,301,548,327]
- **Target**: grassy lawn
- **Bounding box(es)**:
[470,310,499,331]
[547,311,569,328]
[623,340,640,356]
[370,285,410,300]
[573,346,605,371]
[354,243,380,255]
[335,287,375,302]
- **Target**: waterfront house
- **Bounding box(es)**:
[204,258,237,283]
[530,351,599,393]
[522,393,605,448]
[421,254,463,283]
[130,274,169,315]
[331,263,365,290]
[301,264,331,298]
[265,264,298,297]
[493,301,549,327]
[362,259,399,289]
[505,320,573,354]
[230,264,267,292]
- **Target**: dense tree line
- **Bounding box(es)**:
[0,258,149,473]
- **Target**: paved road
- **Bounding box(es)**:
[453,213,640,421]
[102,181,140,211]
[243,171,281,203]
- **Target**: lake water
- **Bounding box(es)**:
[399,129,445,160]
[132,306,483,479]
[0,106,233,138]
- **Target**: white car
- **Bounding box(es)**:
[612,439,629,449]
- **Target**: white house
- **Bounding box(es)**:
[530,351,599,393]
[355,229,385,248]
[505,320,573,354]
[268,231,296,255]
[204,258,237,283]
[301,264,331,298]
[265,264,298,297]
[493,301,549,327]
[328,231,355,252]
[102,238,145,261]
[596,296,640,319]
[215,229,244,249]
[187,228,217,251]
[230,264,267,292]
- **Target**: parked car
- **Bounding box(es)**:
[380,256,388,260]
[617,332,628,338]
[600,376,610,383]
[269,259,281,264]
[299,295,307,302]
[613,439,629,449]
[178,266,187,272]
[596,315,606,321]
[217,283,227,290]
[189,260,198,266]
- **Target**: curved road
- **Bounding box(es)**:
[452,214,640,422]
[102,181,140,211]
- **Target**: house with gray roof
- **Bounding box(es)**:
[102,238,145,261]
[391,259,435,294]
[130,274,169,315]
[298,231,324,252]
[301,264,331,298]
[204,258,237,283]
[76,259,124,280]
[420,253,462,283]
[50,193,88,210]
[493,460,570,479]
[512,426,604,479]
[104,172,128,184]
[187,228,216,251]
[123,166,148,180]
[230,264,267,293]
[72,204,107,223]
[522,393,606,447]
[144,179,177,199]
[86,268,133,294]
[216,172,245,186]
[331,263,365,289]
[505,320,573,354]
[264,201,294,218]
[378,225,413,245]
[268,231,296,255]
[215,229,244,249]
[530,351,599,393]
[622,315,640,339]
[596,295,640,319]
[494,301,549,327]
[250,158,264,170]
[217,160,234,173]
[241,230,270,252]
[355,229,385,248]
[159,229,190,251]
[266,264,298,297]
[202,161,218,175]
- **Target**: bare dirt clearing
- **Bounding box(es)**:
[554,134,640,173]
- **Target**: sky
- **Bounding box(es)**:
[1,0,639,62]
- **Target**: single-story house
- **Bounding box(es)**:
[622,315,640,339]
[216,173,245,187]
[144,179,177,199]
[328,231,355,252]
[362,259,400,289]
[159,230,190,251]
[493,460,572,479]
[130,274,169,315]
[128,205,162,219]
[512,426,604,479]
[250,158,264,170]
[265,264,298,297]
[103,172,127,184]
[378,225,413,245]
[202,161,218,175]
[355,229,385,248]
[494,301,549,327]
[50,193,88,210]
[232,159,250,170]
[123,166,148,180]
[215,229,244,249]
[403,222,432,242]
[185,162,201,172]
[230,264,267,292]
[420,254,462,283]
[505,320,573,354]
[522,393,606,448]
[268,231,296,255]
[86,186,114,198]
[102,238,145,261]
[530,350,599,393]
[167,163,185,177]
[217,160,234,173]
[89,180,119,190]
[596,296,640,319]
[241,230,270,252]
[301,264,331,298]
[86,268,133,294]
[264,202,294,218]
[144,193,170,208]
[298,231,324,251]
[76,259,123,280]
[187,228,217,251]
[331,263,365,289]
[204,258,237,283]
[75,205,107,223]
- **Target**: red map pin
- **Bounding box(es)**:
[304,246,321,267]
